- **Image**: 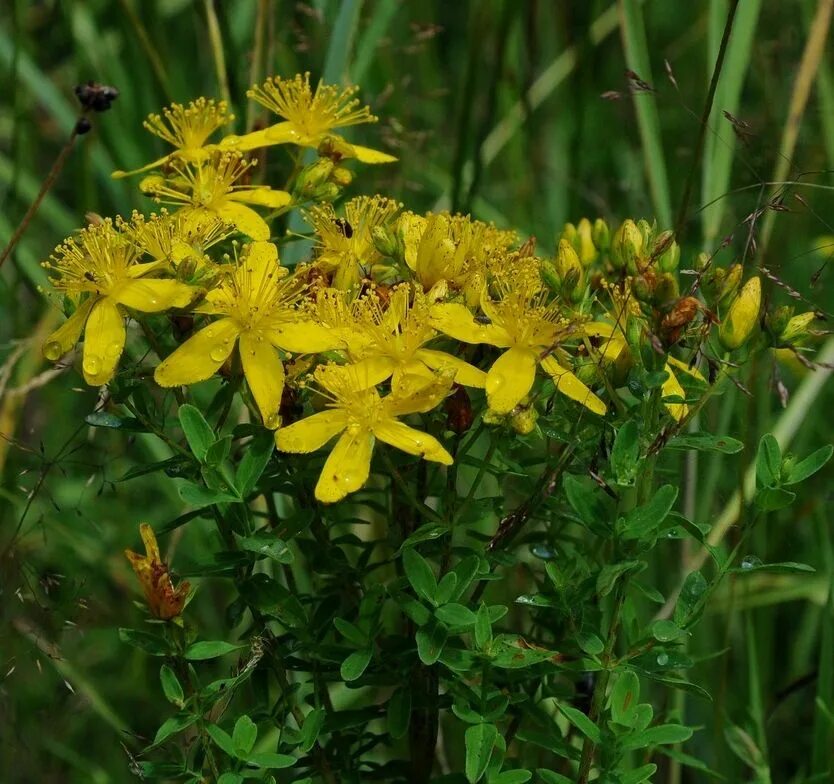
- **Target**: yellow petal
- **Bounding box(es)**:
[43,297,96,360]
[667,355,705,382]
[344,355,398,388]
[415,348,487,388]
[239,332,285,429]
[218,127,277,152]
[430,303,511,347]
[385,375,453,417]
[268,320,342,353]
[541,355,607,416]
[154,318,241,387]
[82,298,125,385]
[111,153,174,179]
[315,430,374,503]
[661,364,688,422]
[126,260,167,278]
[486,347,538,414]
[114,279,196,312]
[264,122,304,145]
[374,420,452,464]
[228,187,292,209]
[349,144,398,164]
[275,410,348,453]
[584,321,619,338]
[392,363,436,396]
[216,202,270,241]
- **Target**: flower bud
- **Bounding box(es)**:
[575,218,597,265]
[560,222,578,248]
[653,272,679,305]
[718,263,743,309]
[637,219,654,250]
[654,230,680,272]
[330,166,353,187]
[781,311,816,343]
[311,182,341,203]
[765,305,793,340]
[593,218,610,252]
[719,276,761,350]
[611,219,643,272]
[294,158,335,196]
[539,258,561,293]
[700,266,725,304]
[372,225,399,258]
[631,275,653,303]
[510,406,538,435]
[555,239,584,299]
[694,251,711,272]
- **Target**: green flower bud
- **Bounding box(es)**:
[560,222,578,247]
[719,276,761,350]
[510,406,538,435]
[694,251,710,272]
[540,258,561,293]
[637,219,654,250]
[765,305,793,340]
[781,311,816,343]
[653,272,679,305]
[330,166,353,187]
[654,230,680,272]
[632,275,653,303]
[555,239,584,298]
[310,182,341,203]
[593,218,610,252]
[372,225,399,258]
[718,263,743,309]
[294,158,335,196]
[576,218,597,265]
[611,219,643,271]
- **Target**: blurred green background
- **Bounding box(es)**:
[1,0,833,781]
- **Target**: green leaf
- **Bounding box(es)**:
[621,723,693,751]
[621,485,678,540]
[207,724,237,757]
[118,628,170,656]
[85,411,127,429]
[184,641,245,661]
[491,772,532,784]
[300,707,325,752]
[667,432,744,454]
[651,619,688,642]
[784,444,833,486]
[611,420,640,486]
[610,670,640,726]
[387,687,411,740]
[340,648,373,681]
[435,572,459,606]
[234,432,275,496]
[238,532,294,564]
[153,712,198,746]
[576,630,604,656]
[334,618,367,647]
[233,715,257,757]
[536,772,574,784]
[205,435,232,467]
[674,570,708,627]
[178,482,240,507]
[754,486,796,511]
[416,622,448,665]
[621,764,658,784]
[178,404,215,462]
[159,665,184,707]
[563,474,614,535]
[597,561,644,597]
[557,703,601,744]
[465,723,498,783]
[246,752,296,769]
[724,724,766,770]
[403,548,437,605]
[436,602,477,627]
[475,603,493,650]
[217,773,243,784]
[756,433,781,487]
[732,560,815,575]
[397,523,449,551]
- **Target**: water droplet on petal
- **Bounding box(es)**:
[44,341,63,361]
[105,341,122,359]
[83,355,102,375]
[210,346,228,362]
[264,412,281,429]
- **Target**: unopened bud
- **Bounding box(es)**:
[653,272,679,305]
[540,259,561,293]
[637,219,654,250]
[694,251,711,273]
[372,225,399,257]
[330,166,353,187]
[700,266,725,304]
[310,182,340,203]
[719,276,761,350]
[718,264,743,309]
[781,311,816,343]
[575,218,597,265]
[510,406,538,435]
[593,218,610,252]
[654,231,680,272]
[611,219,643,272]
[555,239,584,298]
[632,275,653,303]
[766,305,793,340]
[294,159,335,196]
[560,222,578,247]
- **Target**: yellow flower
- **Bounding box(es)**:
[275,363,453,503]
[221,73,395,164]
[140,152,291,241]
[306,195,401,290]
[125,524,190,620]
[42,221,197,385]
[119,209,232,270]
[431,274,606,416]
[399,212,517,304]
[113,98,234,178]
[337,284,487,393]
[154,241,339,428]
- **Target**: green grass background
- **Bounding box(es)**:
[1,0,833,781]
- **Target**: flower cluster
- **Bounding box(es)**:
[42,75,816,506]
